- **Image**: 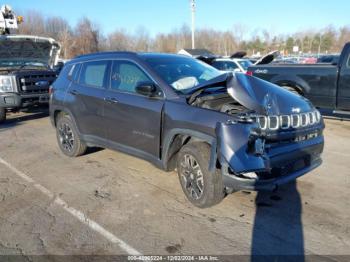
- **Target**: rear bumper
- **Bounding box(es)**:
[0,92,49,109]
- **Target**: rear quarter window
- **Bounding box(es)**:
[67,63,81,82]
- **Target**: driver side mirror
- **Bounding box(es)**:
[135,81,158,97]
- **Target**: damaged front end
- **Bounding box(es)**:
[216,73,324,191]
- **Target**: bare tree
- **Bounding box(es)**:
[17,10,45,35]
[14,9,348,58]
[71,17,99,56]
[232,24,247,49]
[58,27,74,59]
[107,29,133,51]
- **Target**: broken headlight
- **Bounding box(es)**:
[0,76,15,92]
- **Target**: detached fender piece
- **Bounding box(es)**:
[216,121,267,174]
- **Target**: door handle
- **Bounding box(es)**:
[104,97,119,104]
[69,89,79,95]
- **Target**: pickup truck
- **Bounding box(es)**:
[247,43,350,114]
[50,52,324,208]
[0,35,60,123]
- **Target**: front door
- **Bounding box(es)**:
[103,60,164,158]
[337,53,350,110]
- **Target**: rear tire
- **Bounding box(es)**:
[0,107,6,124]
[177,142,225,208]
[56,114,87,157]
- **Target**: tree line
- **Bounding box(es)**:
[17,10,350,59]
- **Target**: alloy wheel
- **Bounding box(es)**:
[58,123,75,152]
[180,154,204,200]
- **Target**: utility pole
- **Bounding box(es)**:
[318,34,322,57]
[190,0,195,49]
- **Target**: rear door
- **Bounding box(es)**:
[103,60,164,158]
[337,53,350,110]
[68,60,111,139]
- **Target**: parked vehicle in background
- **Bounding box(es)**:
[179,49,278,73]
[50,52,324,208]
[0,35,60,123]
[211,58,253,73]
[210,51,255,73]
[272,58,298,64]
[0,4,23,35]
[248,42,350,114]
[317,54,340,64]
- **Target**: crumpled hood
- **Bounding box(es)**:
[227,73,314,115]
[0,35,61,68]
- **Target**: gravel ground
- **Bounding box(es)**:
[0,108,349,261]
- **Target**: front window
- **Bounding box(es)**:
[143,55,222,93]
[111,61,152,93]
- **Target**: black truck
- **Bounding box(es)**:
[248,43,350,114]
[50,52,324,208]
[0,35,60,123]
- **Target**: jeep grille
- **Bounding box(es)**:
[256,111,321,130]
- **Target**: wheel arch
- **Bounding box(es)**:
[162,129,217,172]
[51,107,82,136]
[271,75,310,95]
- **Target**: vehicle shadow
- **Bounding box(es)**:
[0,106,49,131]
[85,147,105,155]
[251,181,304,262]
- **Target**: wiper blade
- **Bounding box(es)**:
[188,73,232,104]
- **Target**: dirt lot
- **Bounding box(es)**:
[0,108,349,260]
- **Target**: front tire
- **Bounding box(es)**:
[56,114,87,157]
[0,107,6,124]
[177,142,225,208]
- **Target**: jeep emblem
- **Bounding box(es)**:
[292,107,301,113]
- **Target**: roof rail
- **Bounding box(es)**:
[75,51,137,59]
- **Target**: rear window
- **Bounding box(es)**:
[79,61,109,88]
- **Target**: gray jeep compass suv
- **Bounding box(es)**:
[50,52,324,208]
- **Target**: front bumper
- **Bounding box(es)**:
[221,150,322,191]
[217,121,325,191]
[0,92,50,109]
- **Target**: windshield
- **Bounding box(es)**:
[143,55,222,93]
[0,60,48,69]
[237,60,253,71]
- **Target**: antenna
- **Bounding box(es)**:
[190,0,195,49]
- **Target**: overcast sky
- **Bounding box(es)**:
[9,0,350,36]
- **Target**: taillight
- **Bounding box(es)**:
[246,71,253,76]
[49,86,53,95]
